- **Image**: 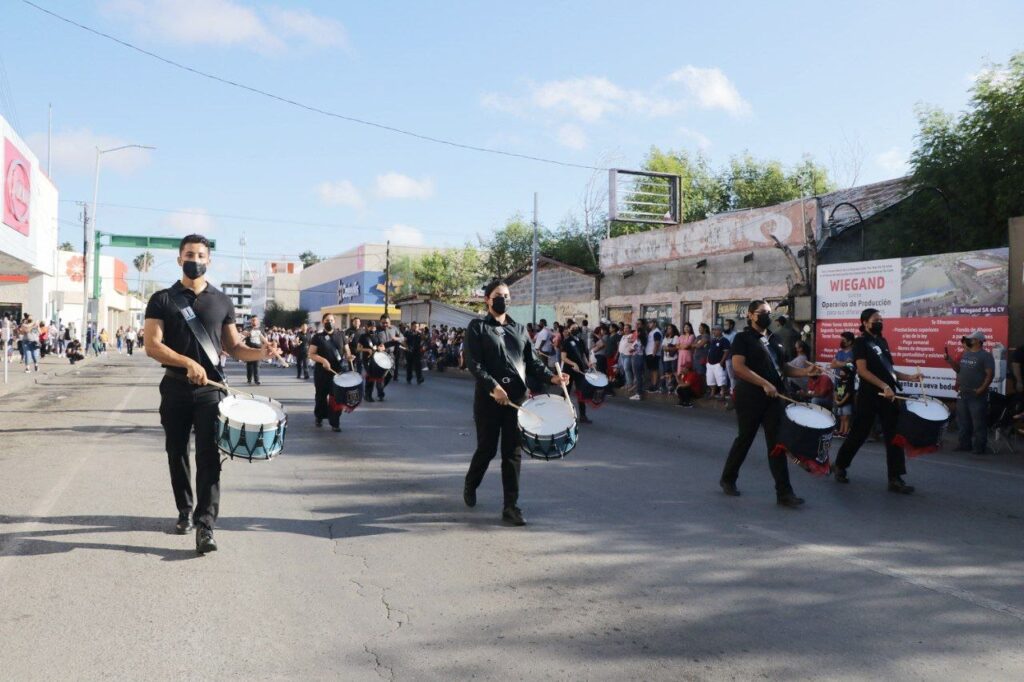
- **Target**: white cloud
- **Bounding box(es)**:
[482,65,749,125]
[101,0,346,53]
[555,123,588,150]
[315,180,364,209]
[876,147,910,177]
[163,208,216,235]
[374,173,435,200]
[384,224,425,246]
[677,126,711,150]
[667,66,750,117]
[26,128,153,177]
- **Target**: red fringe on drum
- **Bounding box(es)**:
[574,390,605,409]
[891,435,939,457]
[769,444,832,477]
[327,395,356,414]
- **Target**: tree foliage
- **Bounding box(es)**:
[59,241,75,251]
[905,52,1024,252]
[298,250,322,268]
[132,251,154,274]
[478,213,599,276]
[263,302,308,329]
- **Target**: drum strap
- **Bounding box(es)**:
[318,333,343,368]
[760,333,784,386]
[169,291,226,383]
[867,340,900,389]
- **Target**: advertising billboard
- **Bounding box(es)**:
[816,248,1009,397]
[4,138,31,235]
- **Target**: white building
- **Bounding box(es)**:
[221,280,253,320]
[250,260,303,318]
[0,113,60,325]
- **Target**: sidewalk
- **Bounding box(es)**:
[0,351,97,399]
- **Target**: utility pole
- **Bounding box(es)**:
[384,240,391,312]
[80,203,90,343]
[531,192,539,326]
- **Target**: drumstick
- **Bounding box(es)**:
[206,379,253,397]
[555,361,576,419]
[776,393,801,405]
[879,392,925,402]
[507,401,541,421]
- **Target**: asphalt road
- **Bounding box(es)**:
[1,354,1023,680]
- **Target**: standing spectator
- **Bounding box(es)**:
[116,326,124,353]
[831,332,856,368]
[125,326,137,355]
[245,317,265,385]
[705,325,731,399]
[632,323,648,399]
[59,323,70,355]
[294,323,311,379]
[774,315,799,361]
[98,328,110,355]
[834,364,855,436]
[677,323,696,375]
[661,324,680,393]
[606,323,621,378]
[19,316,41,372]
[644,319,663,393]
[617,323,635,394]
[38,321,49,358]
[551,322,564,365]
[944,331,995,454]
[533,319,554,367]
[692,323,711,379]
[675,362,704,408]
[591,324,609,375]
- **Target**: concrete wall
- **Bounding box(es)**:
[507,263,597,304]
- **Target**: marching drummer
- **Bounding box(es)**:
[719,300,822,507]
[833,308,922,493]
[561,320,594,424]
[144,234,279,553]
[463,280,569,526]
[309,313,353,432]
[358,319,387,402]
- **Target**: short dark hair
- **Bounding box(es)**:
[483,279,507,298]
[322,312,333,321]
[840,331,855,342]
[777,315,788,325]
[859,307,880,332]
[179,234,212,254]
[380,314,390,321]
[748,299,768,313]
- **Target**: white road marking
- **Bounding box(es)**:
[741,523,1024,623]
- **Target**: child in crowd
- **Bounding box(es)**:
[833,363,855,437]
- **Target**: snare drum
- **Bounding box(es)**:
[217,395,287,462]
[893,397,949,456]
[367,351,394,382]
[577,370,609,408]
[517,394,578,460]
[774,402,835,475]
[330,371,364,413]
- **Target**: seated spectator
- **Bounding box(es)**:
[675,363,704,408]
[808,370,834,409]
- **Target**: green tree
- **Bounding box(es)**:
[906,52,1024,252]
[263,302,309,329]
[298,250,322,268]
[479,213,535,278]
[59,241,75,251]
[727,153,834,210]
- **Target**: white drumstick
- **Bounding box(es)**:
[206,379,252,397]
[507,401,541,422]
[555,361,576,419]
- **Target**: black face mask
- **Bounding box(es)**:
[870,321,883,335]
[754,312,771,330]
[323,323,333,332]
[182,261,206,279]
[491,296,507,315]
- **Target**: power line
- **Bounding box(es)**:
[23,0,605,172]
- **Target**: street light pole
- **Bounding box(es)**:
[83,144,155,342]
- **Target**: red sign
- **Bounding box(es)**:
[66,255,85,282]
[114,259,129,294]
[4,139,31,235]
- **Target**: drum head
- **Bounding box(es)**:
[907,397,949,422]
[519,395,576,435]
[784,402,835,430]
[373,351,394,370]
[219,395,286,428]
[335,371,363,388]
[584,370,609,388]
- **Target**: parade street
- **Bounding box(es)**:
[2,355,1024,681]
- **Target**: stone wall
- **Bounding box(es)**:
[507,263,597,304]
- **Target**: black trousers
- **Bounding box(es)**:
[465,388,522,507]
[834,391,906,478]
[125,339,134,355]
[569,372,588,419]
[159,377,224,530]
[246,361,260,383]
[406,353,423,383]
[295,352,309,379]
[721,390,793,495]
[676,385,696,404]
[313,369,340,427]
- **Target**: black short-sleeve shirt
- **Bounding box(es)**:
[310,330,345,373]
[563,334,589,370]
[852,333,898,391]
[145,281,235,377]
[404,330,423,354]
[730,327,785,394]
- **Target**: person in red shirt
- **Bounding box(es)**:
[675,362,704,408]
[807,371,834,410]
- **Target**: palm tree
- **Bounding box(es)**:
[133,251,155,297]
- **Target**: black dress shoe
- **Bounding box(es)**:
[174,511,193,535]
[888,477,915,494]
[463,484,476,508]
[332,426,341,432]
[315,419,323,428]
[366,396,375,403]
[776,493,806,508]
[502,506,526,526]
[719,480,741,496]
[196,528,217,553]
[834,467,849,484]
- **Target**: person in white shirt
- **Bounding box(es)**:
[245,317,265,385]
[532,319,555,367]
[125,327,138,355]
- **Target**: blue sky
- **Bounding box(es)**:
[2,0,1021,287]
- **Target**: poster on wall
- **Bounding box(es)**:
[816,248,1009,398]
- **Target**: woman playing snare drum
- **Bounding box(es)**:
[833,308,923,493]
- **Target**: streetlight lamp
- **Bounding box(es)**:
[82,144,155,342]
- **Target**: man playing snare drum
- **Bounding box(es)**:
[144,234,279,554]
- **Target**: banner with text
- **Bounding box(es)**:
[816,248,1009,397]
